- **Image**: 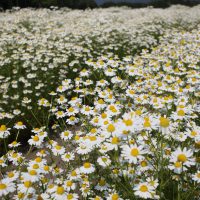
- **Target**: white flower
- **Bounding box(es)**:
[28,135,44,146]
[61,152,75,162]
[170,147,195,168]
[14,121,26,129]
[192,171,200,183]
[60,130,73,141]
[80,162,95,174]
[0,125,11,138]
[0,178,15,197]
[97,156,111,167]
[121,144,147,164]
[51,186,67,200]
[134,182,155,199]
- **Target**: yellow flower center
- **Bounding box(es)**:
[112,137,120,144]
[90,136,97,141]
[131,148,139,157]
[85,107,90,111]
[122,130,129,135]
[107,124,115,132]
[98,99,104,104]
[35,157,42,163]
[90,128,97,133]
[74,135,80,141]
[33,164,39,169]
[8,172,14,178]
[69,107,74,112]
[177,110,185,116]
[65,154,71,159]
[99,179,106,186]
[140,185,148,192]
[123,119,133,126]
[135,110,142,115]
[39,132,44,136]
[55,167,60,173]
[56,186,65,195]
[24,181,32,188]
[129,90,135,94]
[44,166,49,171]
[84,162,91,168]
[69,116,75,121]
[12,141,18,145]
[71,171,77,177]
[143,120,151,128]
[48,184,54,189]
[33,136,39,142]
[66,181,72,187]
[29,170,37,176]
[174,162,182,168]
[141,160,148,167]
[0,183,7,190]
[0,125,7,131]
[17,121,23,126]
[59,96,65,101]
[113,169,119,174]
[177,154,187,162]
[18,192,25,199]
[12,153,18,158]
[191,131,197,136]
[104,120,109,125]
[101,113,107,119]
[67,194,73,199]
[160,117,170,127]
[93,118,99,123]
[197,173,200,178]
[112,194,119,200]
[55,145,61,150]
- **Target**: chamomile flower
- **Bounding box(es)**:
[21,170,41,182]
[61,152,75,162]
[52,144,65,156]
[134,182,155,199]
[8,140,21,148]
[95,178,109,191]
[0,125,11,138]
[17,181,35,194]
[60,130,73,141]
[192,171,200,183]
[80,162,95,174]
[0,178,15,197]
[64,180,76,191]
[51,185,66,200]
[121,145,147,164]
[14,121,26,129]
[170,147,195,168]
[97,156,111,167]
[6,170,19,181]
[28,134,44,146]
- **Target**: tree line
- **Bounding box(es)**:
[0,0,199,10]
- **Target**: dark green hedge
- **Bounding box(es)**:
[0,0,97,10]
[0,1,199,11]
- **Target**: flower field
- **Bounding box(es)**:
[0,5,200,200]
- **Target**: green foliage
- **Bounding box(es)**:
[0,0,97,9]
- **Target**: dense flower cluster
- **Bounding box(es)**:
[0,5,200,200]
[0,5,200,122]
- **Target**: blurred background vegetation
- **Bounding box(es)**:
[0,0,199,10]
